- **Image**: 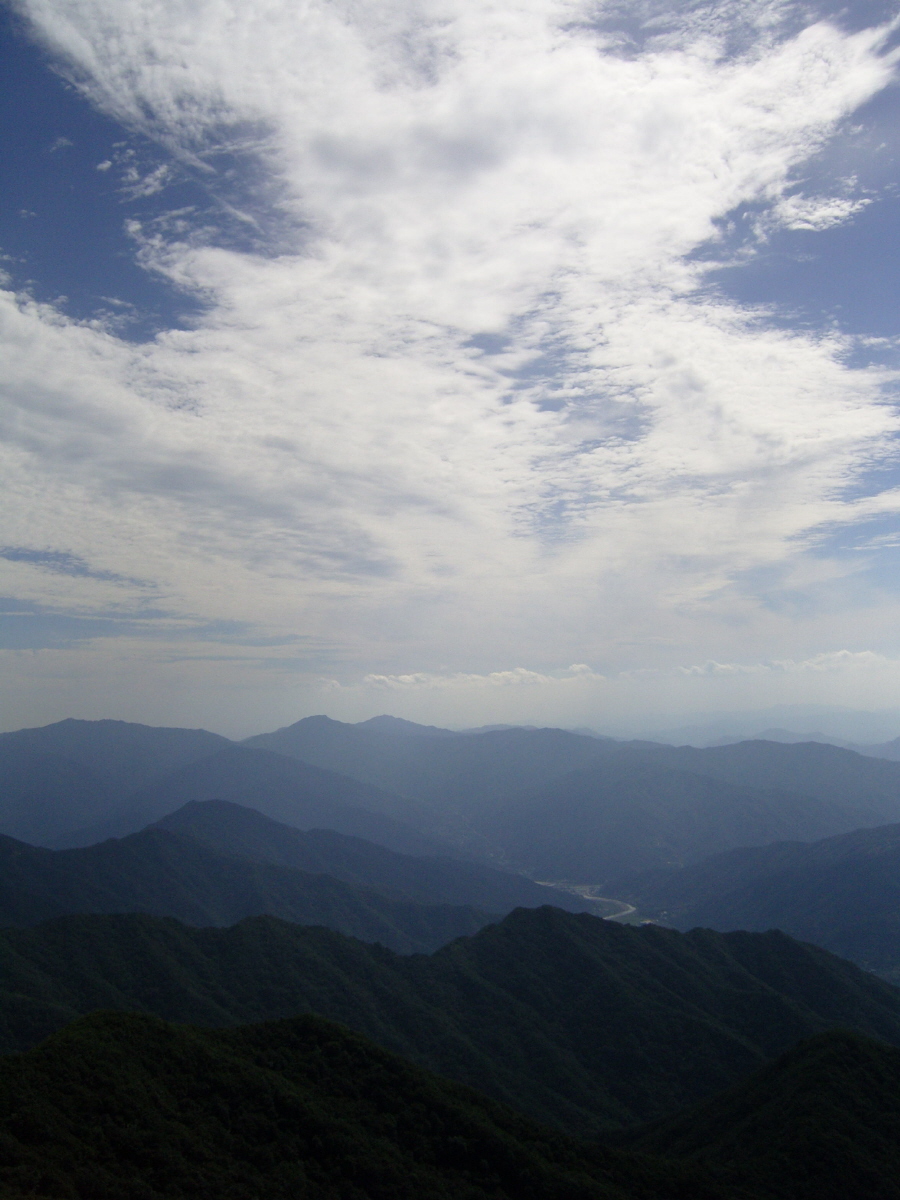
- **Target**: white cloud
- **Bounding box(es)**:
[362,664,599,688]
[3,0,900,730]
[771,190,872,230]
[678,650,888,675]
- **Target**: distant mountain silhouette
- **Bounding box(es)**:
[0,827,493,953]
[355,714,459,737]
[644,739,900,824]
[0,718,229,844]
[621,820,900,982]
[11,717,900,880]
[155,799,592,914]
[243,716,608,813]
[473,756,872,883]
[243,717,900,876]
[5,906,900,1133]
[49,743,450,857]
[857,735,900,761]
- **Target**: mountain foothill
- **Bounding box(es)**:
[5,713,900,1195]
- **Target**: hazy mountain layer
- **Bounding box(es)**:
[4,907,900,1133]
[245,716,900,877]
[0,1010,721,1200]
[244,715,608,811]
[473,757,876,883]
[10,716,900,879]
[52,744,449,857]
[155,799,592,914]
[0,827,493,953]
[626,1030,900,1200]
[620,821,900,982]
[642,738,900,820]
[0,718,229,845]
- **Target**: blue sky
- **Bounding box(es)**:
[4,0,900,737]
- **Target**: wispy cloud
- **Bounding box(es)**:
[0,546,145,585]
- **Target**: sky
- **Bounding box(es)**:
[4,0,900,738]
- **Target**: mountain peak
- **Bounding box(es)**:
[355,715,456,737]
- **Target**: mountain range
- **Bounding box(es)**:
[4,904,900,1135]
[7,713,900,1192]
[156,799,589,914]
[0,820,500,953]
[10,715,900,884]
[8,1010,900,1200]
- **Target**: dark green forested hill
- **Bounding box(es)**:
[0,827,493,953]
[0,1010,722,1200]
[4,906,900,1134]
[625,1030,900,1199]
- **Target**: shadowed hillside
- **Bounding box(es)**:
[0,1011,723,1200]
[155,799,593,914]
[621,820,900,982]
[4,906,900,1133]
[0,827,493,953]
[626,1030,900,1199]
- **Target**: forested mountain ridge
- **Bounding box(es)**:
[0,1010,726,1200]
[621,820,900,982]
[155,799,592,914]
[624,1030,900,1200]
[4,906,900,1133]
[0,826,493,953]
[8,716,900,1194]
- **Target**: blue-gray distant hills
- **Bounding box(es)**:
[0,718,229,845]
[0,822,495,953]
[0,719,449,856]
[247,715,900,880]
[621,820,900,983]
[8,714,900,884]
[155,799,589,915]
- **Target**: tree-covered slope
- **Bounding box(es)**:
[155,799,592,914]
[0,1010,720,1200]
[626,1030,900,1200]
[0,827,493,953]
[4,907,900,1133]
[621,821,900,982]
